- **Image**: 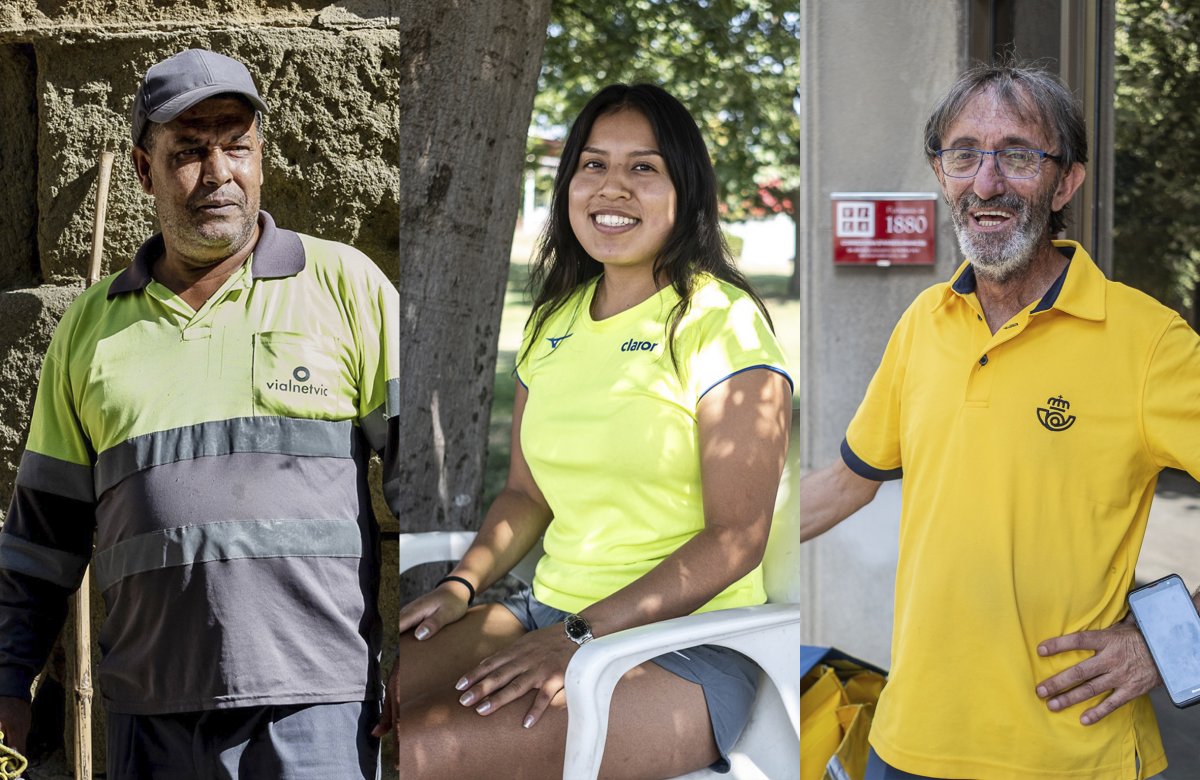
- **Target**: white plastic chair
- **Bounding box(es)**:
[397,460,799,780]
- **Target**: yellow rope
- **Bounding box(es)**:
[0,728,27,780]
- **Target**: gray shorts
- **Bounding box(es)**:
[500,587,759,774]
[107,700,381,779]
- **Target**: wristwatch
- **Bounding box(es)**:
[564,613,594,646]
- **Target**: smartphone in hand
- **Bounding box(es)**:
[1129,574,1200,708]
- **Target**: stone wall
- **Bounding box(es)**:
[0,43,39,292]
[0,1,338,32]
[0,286,81,490]
[0,2,399,772]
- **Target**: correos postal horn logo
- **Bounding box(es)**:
[1036,394,1076,431]
[266,365,330,397]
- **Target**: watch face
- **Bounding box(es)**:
[566,615,589,639]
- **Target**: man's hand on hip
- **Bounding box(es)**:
[1036,618,1161,725]
[0,696,31,754]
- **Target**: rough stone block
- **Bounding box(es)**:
[0,283,81,516]
[0,44,39,291]
[0,1,398,32]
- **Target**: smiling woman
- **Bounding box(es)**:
[390,84,793,780]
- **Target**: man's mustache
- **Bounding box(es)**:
[189,190,246,210]
[955,193,1027,215]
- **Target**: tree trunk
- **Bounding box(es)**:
[395,1,551,601]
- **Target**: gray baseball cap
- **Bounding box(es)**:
[131,49,268,146]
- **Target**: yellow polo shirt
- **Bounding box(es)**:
[844,242,1200,779]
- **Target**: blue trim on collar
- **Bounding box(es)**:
[952,264,977,294]
[1031,256,1073,313]
[951,243,1077,308]
[840,438,902,482]
[108,211,305,298]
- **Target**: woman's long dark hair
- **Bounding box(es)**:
[520,83,772,372]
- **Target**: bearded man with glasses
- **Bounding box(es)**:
[801,62,1200,780]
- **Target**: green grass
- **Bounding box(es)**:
[484,348,518,504]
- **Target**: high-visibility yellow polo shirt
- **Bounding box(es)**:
[0,211,399,714]
[844,241,1200,779]
[517,274,791,614]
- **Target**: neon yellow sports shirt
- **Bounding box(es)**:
[844,242,1200,779]
[517,273,791,614]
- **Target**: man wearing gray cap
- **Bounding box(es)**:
[0,48,399,778]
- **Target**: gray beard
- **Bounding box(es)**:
[950,191,1053,284]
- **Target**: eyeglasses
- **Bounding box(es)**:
[936,148,1063,179]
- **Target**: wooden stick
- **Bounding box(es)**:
[73,149,113,780]
[71,577,91,780]
[86,152,115,287]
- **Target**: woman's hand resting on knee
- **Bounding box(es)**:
[453,625,577,730]
[397,580,472,641]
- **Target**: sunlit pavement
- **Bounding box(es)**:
[1139,470,1200,589]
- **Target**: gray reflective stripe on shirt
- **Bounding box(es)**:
[0,532,89,589]
[385,377,399,418]
[361,406,387,453]
[361,378,400,453]
[95,417,358,496]
[15,450,95,503]
[92,517,363,592]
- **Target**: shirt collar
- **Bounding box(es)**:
[935,240,1106,321]
[108,211,305,298]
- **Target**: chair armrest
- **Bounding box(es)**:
[397,531,477,574]
[563,603,800,779]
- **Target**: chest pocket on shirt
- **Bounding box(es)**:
[252,332,348,419]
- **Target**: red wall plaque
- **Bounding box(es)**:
[831,192,937,266]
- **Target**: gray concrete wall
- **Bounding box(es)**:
[798,0,967,667]
[0,3,399,770]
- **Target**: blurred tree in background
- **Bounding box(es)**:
[535,0,799,221]
[1113,0,1200,325]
